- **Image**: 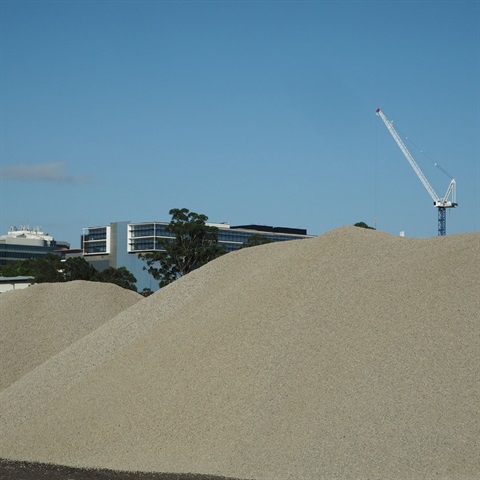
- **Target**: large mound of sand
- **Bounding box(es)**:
[0,281,142,390]
[0,227,479,479]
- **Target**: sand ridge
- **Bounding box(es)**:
[0,227,479,479]
[0,280,142,390]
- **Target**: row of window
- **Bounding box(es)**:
[129,241,242,254]
[0,244,54,252]
[83,224,310,256]
[130,240,156,251]
[0,250,48,258]
[0,246,56,266]
[84,247,107,254]
[217,231,300,243]
[129,225,173,238]
[84,241,107,254]
[87,224,306,244]
[127,232,306,253]
[130,235,176,251]
[83,228,108,241]
[218,241,243,252]
[129,231,303,244]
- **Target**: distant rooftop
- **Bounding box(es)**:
[0,276,35,282]
[1,226,70,249]
[231,224,308,236]
[5,226,53,241]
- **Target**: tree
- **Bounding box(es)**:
[0,259,36,278]
[0,253,63,283]
[353,221,375,230]
[0,252,139,290]
[62,256,97,281]
[142,208,227,288]
[140,287,154,297]
[242,234,273,248]
[94,266,137,292]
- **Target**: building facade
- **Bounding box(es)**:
[0,226,70,267]
[82,220,314,292]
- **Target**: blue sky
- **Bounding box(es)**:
[1,0,479,247]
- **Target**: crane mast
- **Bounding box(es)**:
[376,108,457,236]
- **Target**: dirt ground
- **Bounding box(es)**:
[0,459,243,480]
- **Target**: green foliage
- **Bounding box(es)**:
[0,260,32,278]
[140,287,154,297]
[94,266,137,292]
[242,234,273,248]
[0,253,63,283]
[62,256,97,281]
[0,253,137,291]
[353,221,375,230]
[142,208,227,288]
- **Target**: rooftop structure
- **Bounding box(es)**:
[0,226,70,266]
[3,226,54,244]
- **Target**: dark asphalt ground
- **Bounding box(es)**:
[0,459,243,480]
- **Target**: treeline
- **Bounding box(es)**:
[0,207,274,294]
[1,211,376,294]
[141,208,273,288]
[0,253,138,292]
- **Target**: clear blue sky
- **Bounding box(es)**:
[1,0,479,247]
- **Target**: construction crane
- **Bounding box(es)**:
[376,108,457,236]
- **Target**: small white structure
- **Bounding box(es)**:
[0,276,35,293]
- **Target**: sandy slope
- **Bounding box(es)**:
[0,281,142,390]
[0,227,479,480]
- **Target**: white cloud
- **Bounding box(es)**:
[0,162,91,183]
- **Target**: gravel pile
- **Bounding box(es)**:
[0,227,479,480]
[0,281,142,390]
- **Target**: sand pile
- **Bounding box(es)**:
[0,281,142,390]
[0,227,479,480]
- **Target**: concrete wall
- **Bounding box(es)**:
[0,279,33,294]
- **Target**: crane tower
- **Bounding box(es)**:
[376,108,457,236]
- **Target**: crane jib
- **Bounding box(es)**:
[376,108,457,236]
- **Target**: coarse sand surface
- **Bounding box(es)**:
[0,227,479,480]
[0,281,142,390]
